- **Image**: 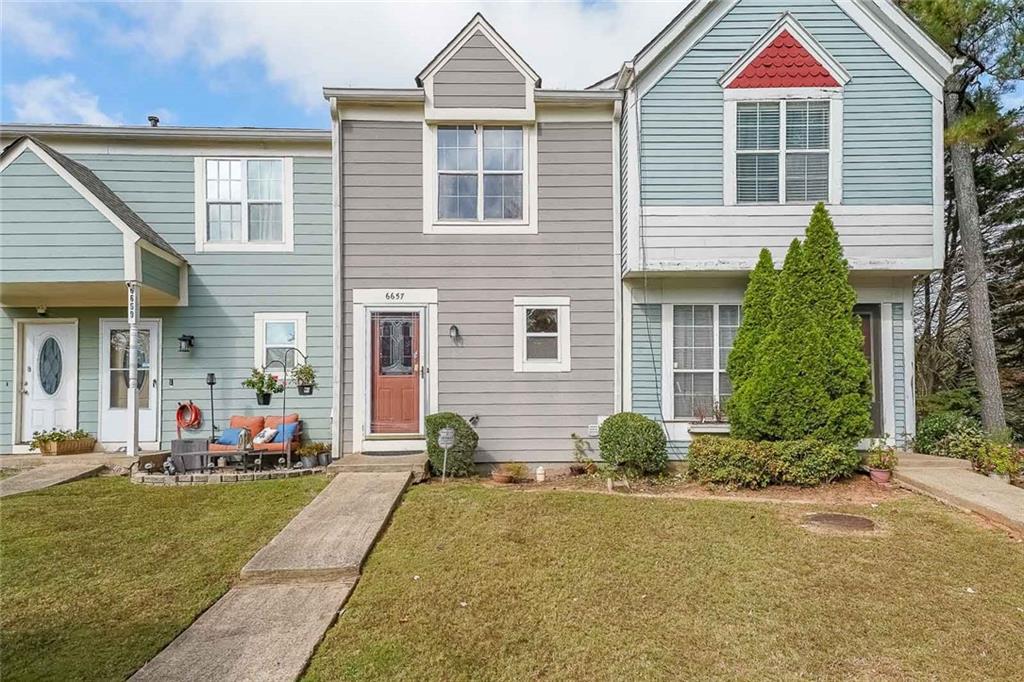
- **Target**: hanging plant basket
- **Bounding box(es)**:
[297,383,314,396]
[256,392,272,406]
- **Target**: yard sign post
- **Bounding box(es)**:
[438,427,455,482]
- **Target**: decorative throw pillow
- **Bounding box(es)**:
[253,427,278,445]
[217,428,243,446]
[272,422,300,443]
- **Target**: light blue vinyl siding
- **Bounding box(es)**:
[641,0,933,206]
[0,152,334,448]
[0,150,124,282]
[892,302,906,446]
[630,303,687,459]
[141,249,180,297]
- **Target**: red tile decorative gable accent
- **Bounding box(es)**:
[727,30,839,88]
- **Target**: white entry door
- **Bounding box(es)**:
[100,320,160,444]
[20,322,78,441]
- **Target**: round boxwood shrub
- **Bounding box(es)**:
[425,412,479,477]
[686,436,773,488]
[598,412,668,475]
[770,439,859,486]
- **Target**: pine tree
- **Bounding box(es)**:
[727,248,777,392]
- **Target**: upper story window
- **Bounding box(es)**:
[425,124,537,234]
[194,157,294,252]
[735,100,830,204]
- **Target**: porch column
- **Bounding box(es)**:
[126,281,140,458]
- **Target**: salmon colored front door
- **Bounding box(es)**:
[370,311,421,433]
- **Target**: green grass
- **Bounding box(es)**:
[305,483,1024,681]
[1,475,327,681]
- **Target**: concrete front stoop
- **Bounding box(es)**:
[328,451,429,481]
[130,471,412,682]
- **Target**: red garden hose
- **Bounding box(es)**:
[175,401,203,438]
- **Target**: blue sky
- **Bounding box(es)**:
[2,1,1021,130]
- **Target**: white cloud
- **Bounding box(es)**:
[5,74,121,125]
[118,1,681,111]
[0,2,74,59]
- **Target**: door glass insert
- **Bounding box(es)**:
[374,313,416,376]
[109,329,151,409]
[38,337,63,395]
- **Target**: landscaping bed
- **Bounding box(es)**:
[304,482,1024,681]
[0,475,327,681]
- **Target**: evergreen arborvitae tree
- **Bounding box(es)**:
[727,248,777,393]
[801,203,873,443]
[730,239,831,441]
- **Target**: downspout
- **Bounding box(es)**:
[611,98,624,413]
[329,97,345,458]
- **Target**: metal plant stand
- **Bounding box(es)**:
[262,347,309,469]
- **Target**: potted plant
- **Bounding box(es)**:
[30,428,96,456]
[491,461,527,484]
[865,439,898,484]
[293,363,317,396]
[242,368,282,405]
[297,441,331,468]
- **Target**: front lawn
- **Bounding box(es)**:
[305,482,1024,680]
[0,475,327,681]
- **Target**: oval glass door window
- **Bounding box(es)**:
[38,337,63,395]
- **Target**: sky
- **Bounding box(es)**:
[0,0,682,129]
[2,1,1021,130]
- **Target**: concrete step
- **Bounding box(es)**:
[0,464,105,498]
[328,452,429,479]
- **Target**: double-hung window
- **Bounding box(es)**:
[735,99,830,204]
[196,158,293,251]
[672,304,741,419]
[254,312,307,374]
[438,125,523,221]
[513,297,570,372]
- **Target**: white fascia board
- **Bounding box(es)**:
[857,0,954,78]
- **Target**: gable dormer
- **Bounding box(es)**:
[417,13,540,121]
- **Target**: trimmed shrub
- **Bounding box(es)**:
[598,412,668,475]
[914,411,980,454]
[687,436,774,488]
[425,412,479,477]
[727,247,777,390]
[771,439,860,486]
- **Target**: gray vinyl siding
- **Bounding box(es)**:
[140,249,179,297]
[0,151,333,447]
[433,31,527,109]
[640,0,933,206]
[892,302,906,447]
[0,150,124,283]
[341,120,614,462]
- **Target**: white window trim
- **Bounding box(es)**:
[513,296,570,372]
[253,312,307,374]
[423,123,538,234]
[194,157,295,252]
[724,88,843,206]
[662,303,740,422]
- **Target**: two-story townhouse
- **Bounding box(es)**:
[0,125,335,453]
[324,14,621,463]
[599,0,953,455]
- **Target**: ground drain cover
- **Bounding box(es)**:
[803,513,876,532]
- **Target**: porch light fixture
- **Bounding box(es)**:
[177,334,195,353]
[449,325,461,342]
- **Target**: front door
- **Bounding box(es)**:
[100,320,159,444]
[20,322,78,441]
[855,306,883,437]
[370,311,421,434]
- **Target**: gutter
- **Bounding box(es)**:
[534,89,623,103]
[0,123,330,143]
[322,88,425,103]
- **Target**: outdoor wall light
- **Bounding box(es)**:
[177,334,195,353]
[449,325,461,342]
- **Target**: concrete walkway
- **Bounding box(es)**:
[896,453,1024,534]
[0,463,105,498]
[131,471,412,682]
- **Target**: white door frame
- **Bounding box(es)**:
[97,318,162,450]
[352,289,439,453]
[11,318,79,452]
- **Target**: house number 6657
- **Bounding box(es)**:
[385,292,405,301]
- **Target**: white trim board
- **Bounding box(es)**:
[512,296,572,373]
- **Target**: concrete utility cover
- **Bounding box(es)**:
[803,512,876,532]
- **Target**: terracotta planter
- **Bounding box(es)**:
[491,472,514,484]
[256,392,272,406]
[40,437,96,456]
[868,468,892,484]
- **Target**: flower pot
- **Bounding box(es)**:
[40,437,96,456]
[491,472,514,484]
[300,454,317,469]
[569,463,588,476]
[297,384,314,396]
[256,392,272,406]
[868,468,892,484]
[317,451,331,467]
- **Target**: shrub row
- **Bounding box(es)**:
[686,435,860,488]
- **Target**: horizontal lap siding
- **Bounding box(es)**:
[629,304,686,458]
[342,120,615,462]
[141,249,179,297]
[433,31,526,109]
[0,151,124,282]
[640,0,932,206]
[1,152,334,448]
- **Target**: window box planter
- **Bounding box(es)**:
[40,437,96,456]
[688,422,731,436]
